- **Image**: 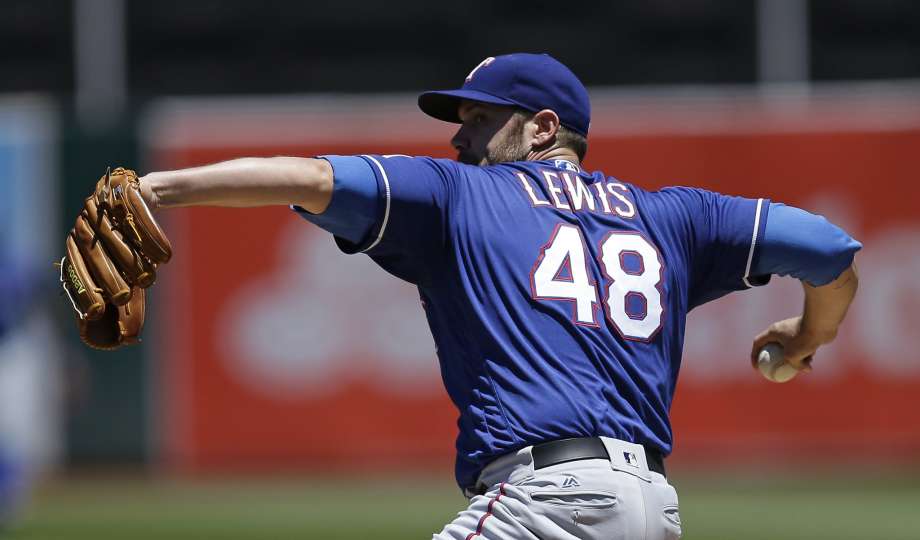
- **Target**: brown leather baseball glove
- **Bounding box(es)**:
[59,167,172,350]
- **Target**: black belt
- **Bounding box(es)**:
[532,437,666,477]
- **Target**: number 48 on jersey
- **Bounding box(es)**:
[530,224,664,341]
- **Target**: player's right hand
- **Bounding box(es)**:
[750,316,829,374]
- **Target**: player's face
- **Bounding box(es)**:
[452,102,531,166]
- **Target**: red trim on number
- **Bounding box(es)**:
[618,249,644,276]
[624,291,648,320]
[597,230,667,343]
[466,482,507,540]
[552,257,575,283]
[529,223,601,328]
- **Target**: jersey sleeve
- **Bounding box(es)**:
[290,155,379,245]
[752,203,862,286]
[297,154,463,285]
[652,187,771,309]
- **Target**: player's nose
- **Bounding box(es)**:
[450,127,468,152]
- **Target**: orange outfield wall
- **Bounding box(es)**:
[147,93,920,474]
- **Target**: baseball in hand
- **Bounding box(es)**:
[757,343,798,383]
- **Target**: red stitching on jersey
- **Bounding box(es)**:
[465,482,507,540]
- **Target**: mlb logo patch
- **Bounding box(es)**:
[554,159,580,172]
[623,451,640,468]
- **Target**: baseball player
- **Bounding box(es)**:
[75,53,861,539]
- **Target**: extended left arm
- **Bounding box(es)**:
[139,156,334,212]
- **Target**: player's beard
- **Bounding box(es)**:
[458,139,528,166]
[459,113,531,166]
[483,114,531,165]
[483,134,530,165]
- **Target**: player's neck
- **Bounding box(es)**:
[526,146,580,167]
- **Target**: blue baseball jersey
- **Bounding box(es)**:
[295,155,771,489]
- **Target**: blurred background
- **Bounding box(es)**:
[3,0,920,538]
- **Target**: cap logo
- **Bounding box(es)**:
[465,57,495,83]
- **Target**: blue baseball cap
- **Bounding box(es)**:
[418,53,591,137]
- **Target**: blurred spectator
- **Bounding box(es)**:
[0,250,33,339]
[0,240,39,531]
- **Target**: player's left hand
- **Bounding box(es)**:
[750,316,834,374]
[58,167,172,350]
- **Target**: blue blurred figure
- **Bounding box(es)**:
[0,251,30,338]
[0,446,22,531]
[0,247,33,531]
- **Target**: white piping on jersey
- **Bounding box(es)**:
[361,155,392,253]
[742,198,765,288]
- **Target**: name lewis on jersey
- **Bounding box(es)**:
[515,170,636,218]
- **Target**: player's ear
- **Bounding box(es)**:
[530,109,561,148]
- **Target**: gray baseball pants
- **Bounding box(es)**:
[434,437,682,540]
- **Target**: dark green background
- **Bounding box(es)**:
[58,117,147,465]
